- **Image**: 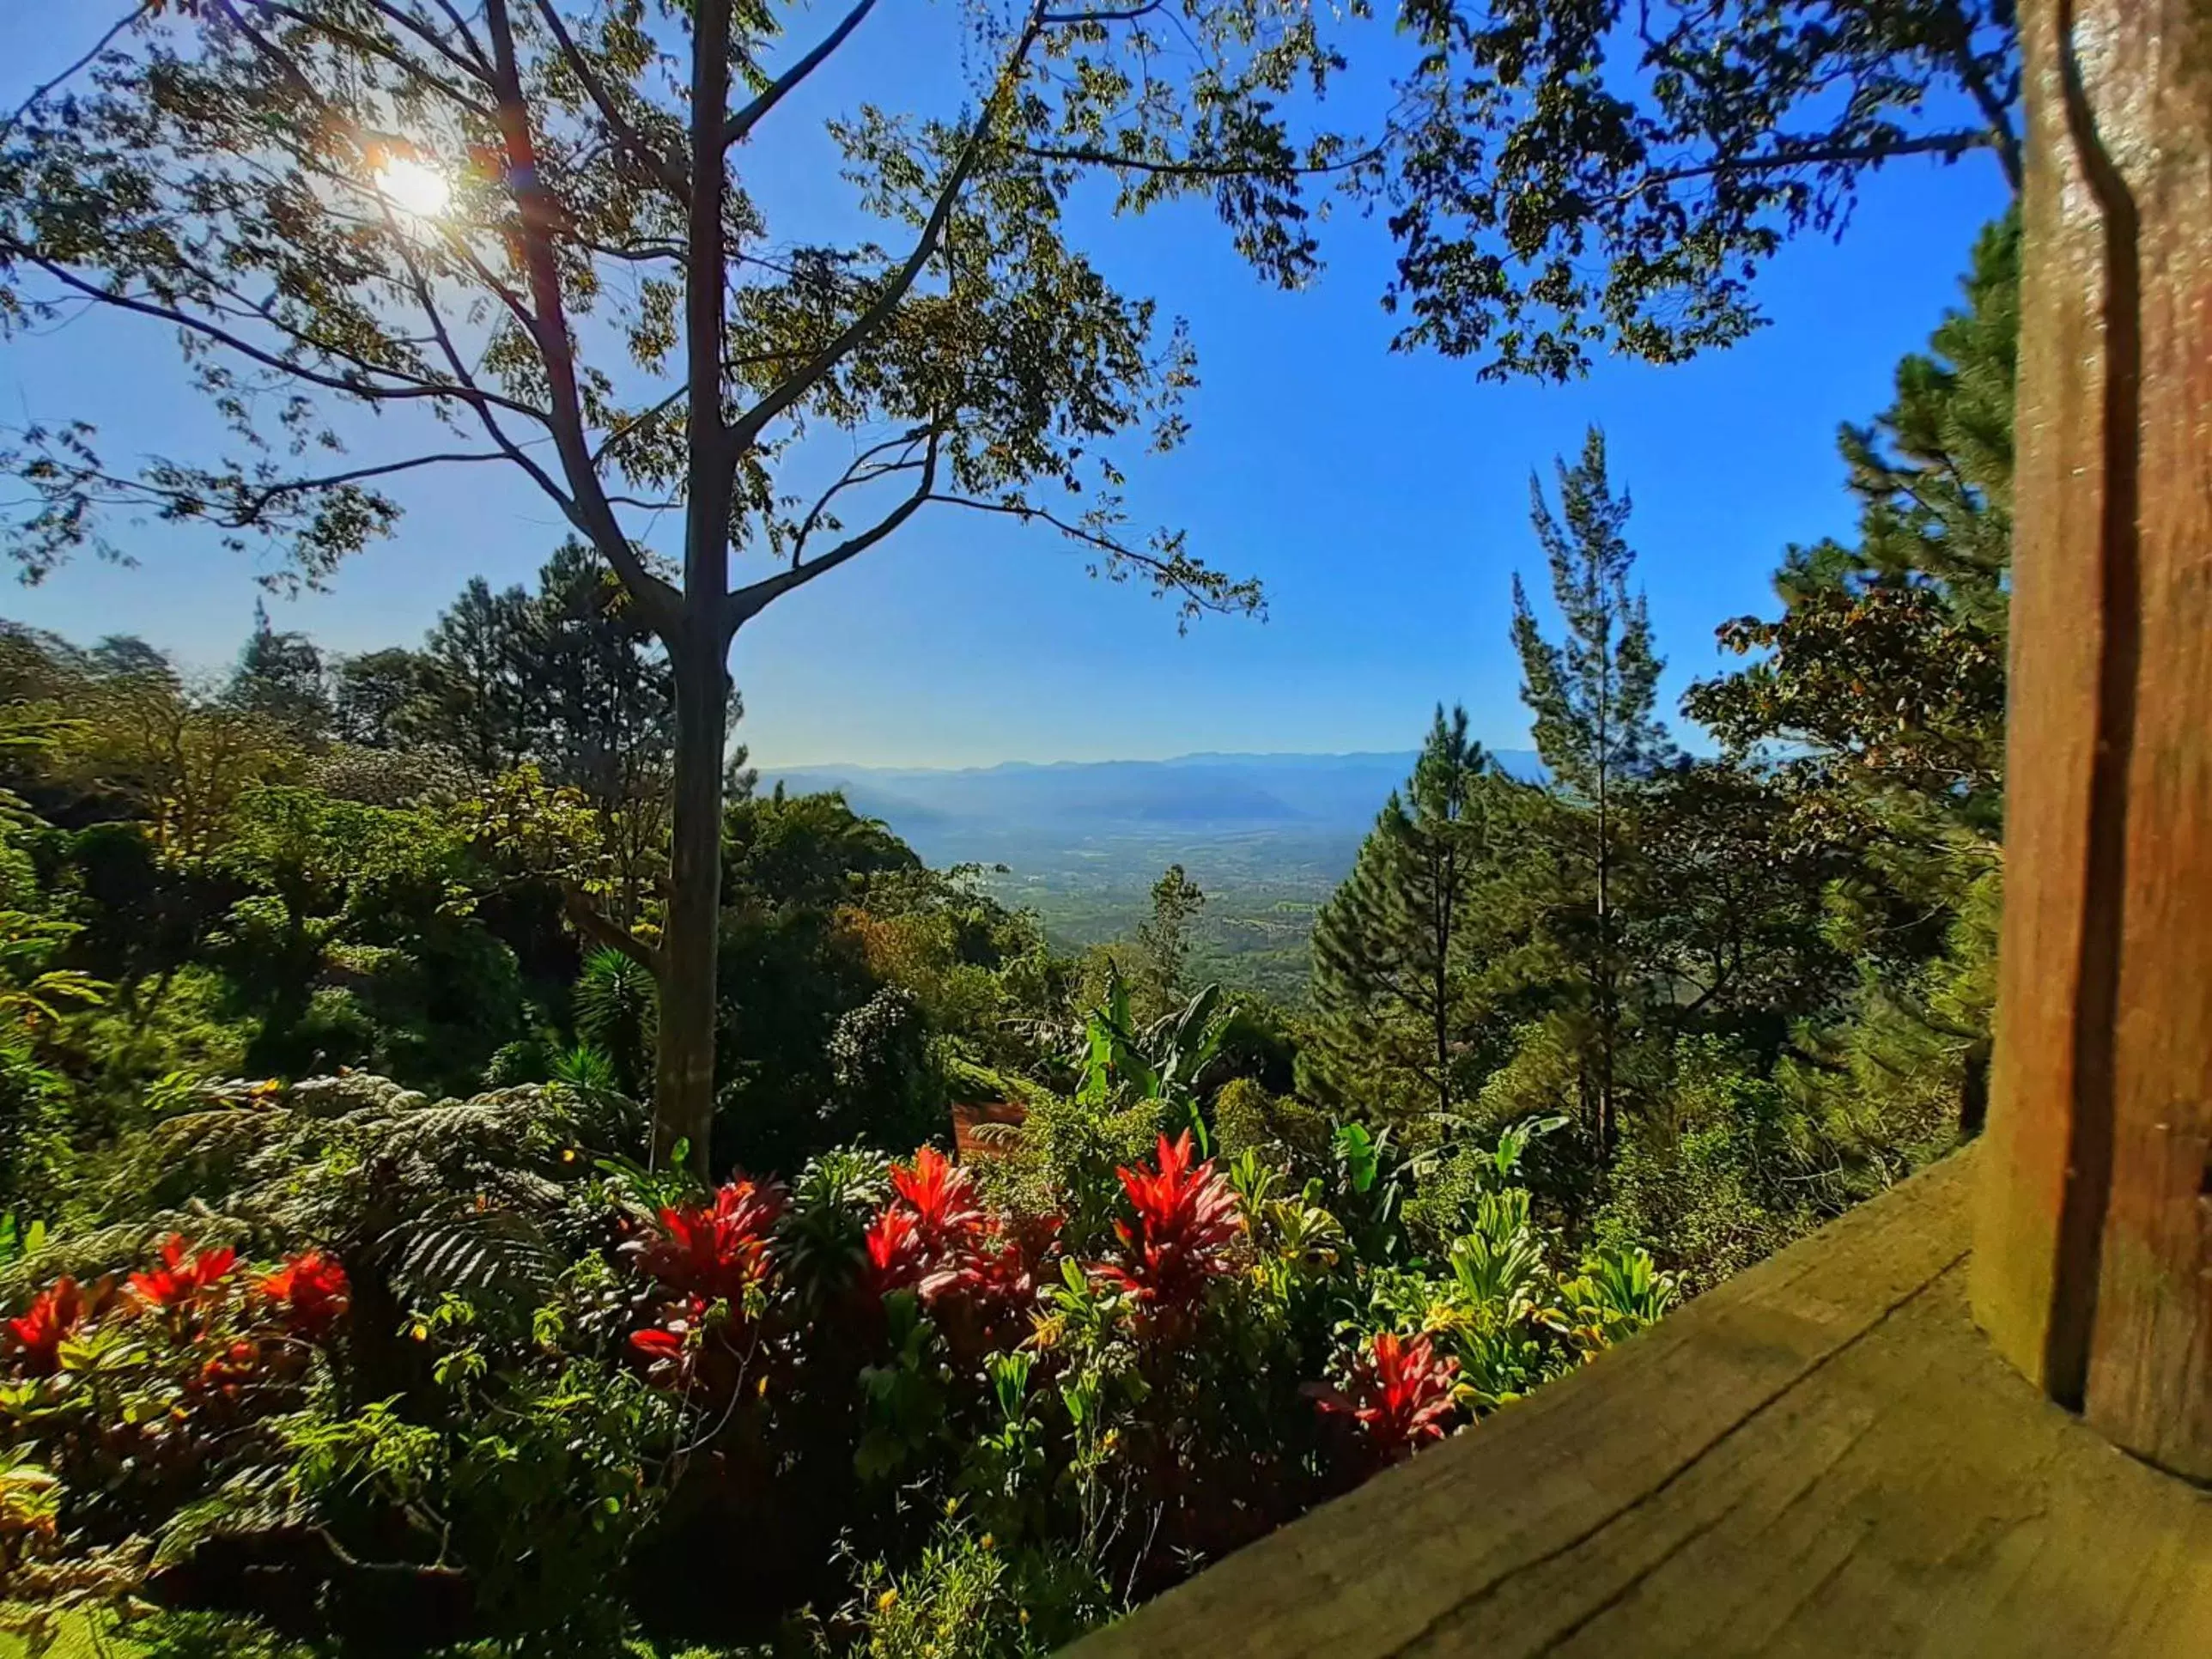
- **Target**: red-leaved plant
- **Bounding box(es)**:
[1306,1331,1462,1464]
[1094,1132,1241,1314]
[256,1251,352,1342]
[3,1277,95,1376]
[861,1148,1057,1350]
[635,1176,787,1306]
[129,1237,238,1316]
[888,1146,986,1255]
[628,1294,711,1383]
[862,1204,926,1297]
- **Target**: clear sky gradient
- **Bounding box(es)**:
[0,7,2010,770]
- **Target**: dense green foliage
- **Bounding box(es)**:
[1313,220,2017,1287]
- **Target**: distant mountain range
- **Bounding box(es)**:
[754,749,1544,997]
[757,749,1543,873]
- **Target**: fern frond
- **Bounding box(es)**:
[384,1210,560,1310]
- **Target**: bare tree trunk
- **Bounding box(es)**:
[650,0,734,1180]
[653,629,727,1175]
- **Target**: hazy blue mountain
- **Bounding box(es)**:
[759,750,1543,857]
[751,749,1543,1004]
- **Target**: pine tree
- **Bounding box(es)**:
[1308,705,1501,1123]
[1133,864,1207,1014]
[420,578,536,778]
[1686,218,2021,1150]
[226,601,331,741]
[1510,428,1673,1153]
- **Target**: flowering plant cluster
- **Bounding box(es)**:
[4,1236,350,1385]
[1,1235,352,1620]
[0,1079,1676,1656]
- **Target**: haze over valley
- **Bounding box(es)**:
[762,750,1543,1000]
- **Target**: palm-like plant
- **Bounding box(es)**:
[1069,969,1232,1111]
[1557,1245,1679,1357]
[571,947,658,1095]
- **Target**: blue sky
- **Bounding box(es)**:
[0,6,2010,770]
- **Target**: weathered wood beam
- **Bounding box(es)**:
[1972,0,2212,1478]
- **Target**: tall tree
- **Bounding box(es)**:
[1691,216,2019,835]
[519,541,685,933]
[1685,216,2020,1139]
[1133,863,1206,1012]
[1308,705,1500,1123]
[419,579,536,779]
[226,601,331,742]
[331,647,435,750]
[0,0,1358,1170]
[1510,428,1671,1152]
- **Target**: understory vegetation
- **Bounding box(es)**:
[0,212,2014,1656]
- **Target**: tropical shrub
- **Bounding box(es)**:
[0,1061,1680,1656]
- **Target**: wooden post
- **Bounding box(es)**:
[1972,0,2212,1478]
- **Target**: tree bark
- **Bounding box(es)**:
[1972,0,2212,1478]
[653,630,726,1175]
[649,0,735,1181]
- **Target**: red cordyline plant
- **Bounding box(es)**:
[635,1175,788,1306]
[862,1205,926,1297]
[129,1237,238,1315]
[865,1146,988,1299]
[628,1294,710,1381]
[3,1278,96,1376]
[1095,1131,1241,1312]
[889,1146,987,1255]
[1307,1331,1462,1465]
[256,1251,351,1342]
[929,1212,1060,1309]
[860,1149,1057,1352]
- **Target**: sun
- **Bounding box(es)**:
[372,154,453,221]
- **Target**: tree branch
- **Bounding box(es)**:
[1944,26,2022,192]
[483,0,680,634]
[726,11,1044,455]
[728,428,942,625]
[9,253,548,422]
[1,3,151,144]
[1022,141,1378,179]
[222,451,511,519]
[723,0,881,150]
[374,196,589,525]
[420,0,497,78]
[591,384,690,468]
[530,0,689,198]
[563,890,660,975]
[362,0,497,85]
[787,424,933,566]
[1613,128,1999,203]
[258,3,499,118]
[1039,3,1165,22]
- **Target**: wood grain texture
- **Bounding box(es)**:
[1971,0,2133,1407]
[1972,0,2212,1475]
[1066,1152,2212,1659]
[2079,0,2212,1481]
